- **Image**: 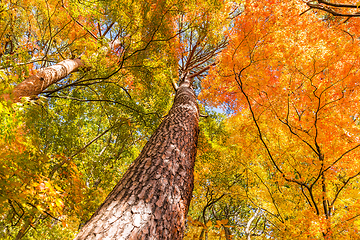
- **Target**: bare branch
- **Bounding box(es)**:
[103,22,115,37]
[306,0,360,17]
[188,63,214,79]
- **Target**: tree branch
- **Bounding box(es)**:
[306,1,360,17]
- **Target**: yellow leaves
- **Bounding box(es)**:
[0,100,87,231]
[193,171,200,184]
[55,198,65,209]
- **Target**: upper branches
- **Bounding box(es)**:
[177,27,227,87]
[304,0,360,18]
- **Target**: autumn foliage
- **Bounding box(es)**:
[2,0,360,239]
[200,0,360,238]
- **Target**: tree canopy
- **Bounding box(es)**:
[1,0,360,239]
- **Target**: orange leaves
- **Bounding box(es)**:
[198,0,360,237]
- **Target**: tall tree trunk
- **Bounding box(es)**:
[74,77,199,239]
[7,58,84,101]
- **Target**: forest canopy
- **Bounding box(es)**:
[1,0,360,239]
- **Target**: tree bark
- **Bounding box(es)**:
[7,58,84,101]
[3,39,123,102]
[74,77,199,239]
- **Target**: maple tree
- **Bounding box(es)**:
[201,0,360,238]
[2,0,360,239]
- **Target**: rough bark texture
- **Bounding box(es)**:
[11,58,83,101]
[74,78,199,240]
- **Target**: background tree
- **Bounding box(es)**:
[1,0,186,237]
[185,113,270,239]
[202,0,360,238]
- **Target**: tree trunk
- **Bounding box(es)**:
[4,40,122,102]
[245,208,261,240]
[223,225,232,240]
[15,218,31,240]
[8,58,84,101]
[74,77,199,239]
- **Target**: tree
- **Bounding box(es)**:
[74,75,199,239]
[184,112,271,240]
[3,0,360,239]
[202,0,360,238]
[73,4,230,235]
[1,0,230,238]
